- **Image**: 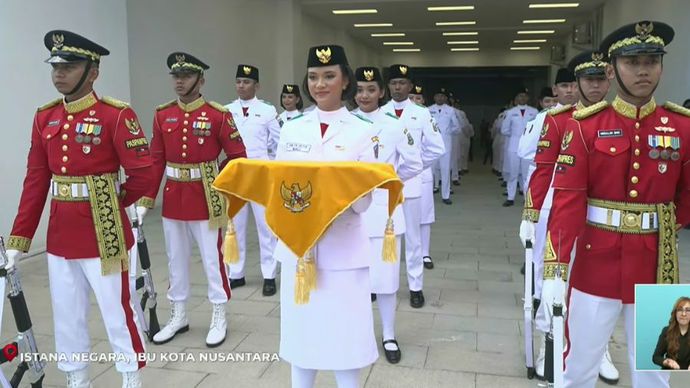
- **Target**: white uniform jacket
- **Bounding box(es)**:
[277,109,302,127]
[225,97,281,159]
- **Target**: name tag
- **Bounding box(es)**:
[47,120,60,127]
[285,142,311,153]
[165,117,178,123]
[598,129,622,138]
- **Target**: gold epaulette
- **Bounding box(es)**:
[156,100,176,111]
[351,112,373,124]
[548,104,573,116]
[573,100,608,120]
[101,96,130,109]
[664,101,690,118]
[37,98,62,112]
[207,101,229,113]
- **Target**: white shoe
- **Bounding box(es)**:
[206,303,227,347]
[66,368,91,388]
[535,334,546,379]
[122,371,142,388]
[598,345,620,385]
[152,301,189,344]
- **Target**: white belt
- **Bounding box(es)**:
[51,180,120,199]
[166,165,202,180]
[586,204,658,231]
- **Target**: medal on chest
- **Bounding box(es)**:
[75,121,102,152]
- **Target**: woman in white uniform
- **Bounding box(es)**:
[274,45,378,388]
[277,83,303,126]
[352,66,423,363]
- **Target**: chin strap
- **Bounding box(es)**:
[576,79,593,105]
[612,56,662,101]
[67,60,94,96]
[184,73,202,97]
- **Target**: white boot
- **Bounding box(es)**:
[66,368,91,388]
[535,333,546,379]
[152,301,189,344]
[122,371,142,388]
[598,344,620,384]
[206,303,227,347]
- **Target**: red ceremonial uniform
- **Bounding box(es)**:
[524,104,578,220]
[140,96,246,218]
[545,96,690,303]
[7,92,152,257]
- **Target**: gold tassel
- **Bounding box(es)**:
[295,251,317,304]
[223,218,240,264]
[382,218,397,263]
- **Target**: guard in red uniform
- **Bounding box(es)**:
[4,30,150,388]
[543,21,690,387]
[136,52,246,347]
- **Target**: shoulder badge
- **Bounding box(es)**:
[664,101,690,118]
[207,101,229,113]
[101,96,130,109]
[385,112,399,120]
[548,104,573,116]
[156,100,176,111]
[573,101,608,120]
[37,98,62,112]
[351,112,373,124]
[561,130,574,151]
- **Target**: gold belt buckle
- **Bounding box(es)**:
[179,168,191,181]
[621,211,641,230]
[58,183,71,198]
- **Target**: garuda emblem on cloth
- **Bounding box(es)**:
[281,181,313,213]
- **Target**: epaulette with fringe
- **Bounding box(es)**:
[207,101,229,113]
[664,101,690,118]
[156,100,176,111]
[37,98,61,112]
[572,101,608,120]
[548,104,573,116]
[101,96,130,109]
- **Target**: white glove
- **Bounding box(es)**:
[539,277,568,323]
[519,220,536,248]
[3,249,21,271]
[135,206,148,226]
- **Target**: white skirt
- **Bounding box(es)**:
[420,179,436,224]
[279,262,379,370]
[369,236,402,294]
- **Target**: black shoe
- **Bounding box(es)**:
[410,290,425,308]
[371,293,377,302]
[230,277,246,289]
[382,339,401,364]
[502,191,507,196]
[519,190,524,196]
[450,189,454,195]
[520,263,525,275]
[501,181,507,187]
[423,256,434,269]
[452,180,461,186]
[262,278,276,296]
[433,187,439,193]
[502,200,514,207]
[442,198,452,205]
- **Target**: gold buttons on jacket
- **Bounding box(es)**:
[62,134,68,141]
[62,156,68,162]
[47,134,52,139]
[67,115,74,121]
[183,120,189,125]
[609,147,616,153]
[183,128,188,134]
[629,190,638,198]
[182,152,187,158]
[167,128,172,133]
[631,176,639,184]
[63,123,70,130]
[635,135,640,142]
[634,149,640,156]
[635,122,640,129]
[182,136,188,141]
[60,166,67,174]
[62,145,68,152]
[184,113,190,118]
[182,144,188,150]
[585,244,591,250]
[633,162,640,170]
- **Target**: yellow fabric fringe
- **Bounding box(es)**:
[382,218,397,263]
[223,218,240,264]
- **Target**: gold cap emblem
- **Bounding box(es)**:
[175,54,186,64]
[316,47,332,64]
[363,69,375,81]
[399,65,408,75]
[52,33,65,49]
[286,84,294,92]
[415,86,422,93]
[591,52,604,62]
[243,66,252,75]
[635,21,654,40]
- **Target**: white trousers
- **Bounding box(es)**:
[230,202,278,279]
[564,288,670,388]
[460,136,471,171]
[47,254,146,372]
[403,197,423,291]
[420,224,431,257]
[451,134,462,180]
[492,136,503,172]
[291,365,361,388]
[505,151,523,200]
[433,136,453,200]
[162,218,231,304]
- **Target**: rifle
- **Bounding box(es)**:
[0,237,45,388]
[522,239,536,379]
[544,234,566,388]
[132,220,160,341]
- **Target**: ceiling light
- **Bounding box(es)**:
[510,46,541,50]
[371,33,406,37]
[443,31,479,36]
[447,40,479,44]
[427,6,475,11]
[529,3,579,8]
[354,23,393,28]
[393,48,421,52]
[332,9,378,14]
[517,30,556,34]
[513,39,547,43]
[451,48,480,51]
[523,19,566,24]
[383,42,415,45]
[435,21,477,26]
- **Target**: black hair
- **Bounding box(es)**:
[355,77,388,107]
[683,99,690,109]
[302,64,356,104]
[280,92,304,111]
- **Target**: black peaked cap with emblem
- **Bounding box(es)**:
[411,84,424,94]
[435,87,450,97]
[44,30,109,64]
[388,64,412,80]
[568,50,608,77]
[600,20,674,58]
[307,45,348,67]
[167,52,209,74]
[236,64,259,81]
[554,67,576,84]
[282,84,301,95]
[355,67,383,83]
